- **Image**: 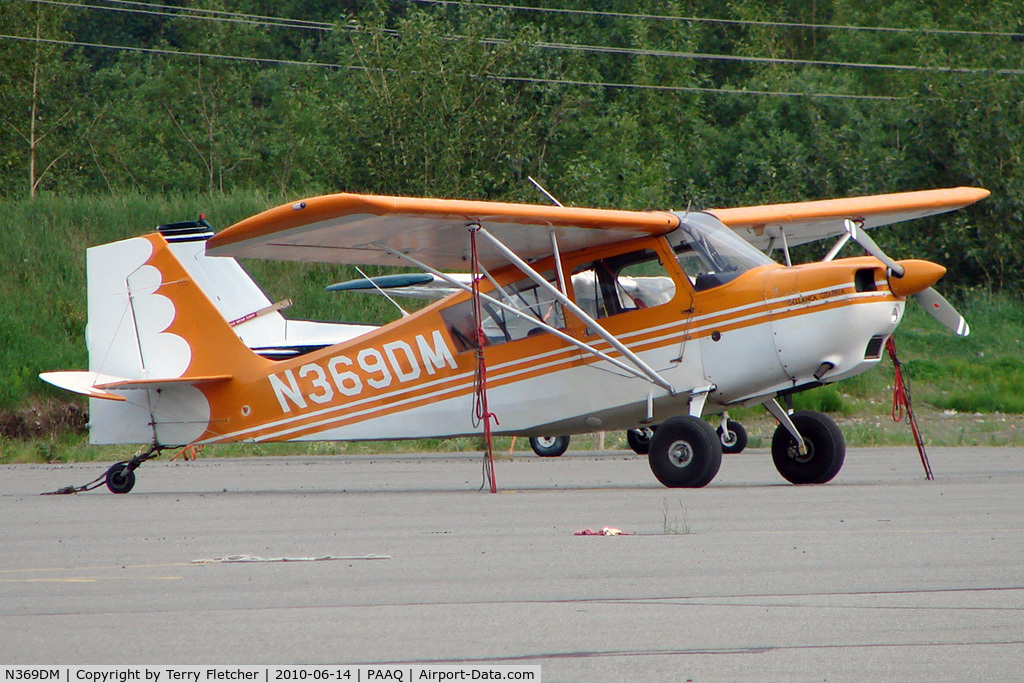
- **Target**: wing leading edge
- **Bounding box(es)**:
[708,186,989,250]
[206,193,680,269]
[206,187,988,268]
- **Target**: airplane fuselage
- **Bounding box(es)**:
[192,250,900,446]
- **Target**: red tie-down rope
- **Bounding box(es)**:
[886,336,934,480]
[469,225,498,493]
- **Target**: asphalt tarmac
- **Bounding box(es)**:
[1,447,1022,682]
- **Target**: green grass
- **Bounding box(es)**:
[0,432,619,465]
[3,193,1024,462]
[0,191,413,411]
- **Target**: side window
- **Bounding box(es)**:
[440,273,565,353]
[675,244,731,291]
[571,249,677,320]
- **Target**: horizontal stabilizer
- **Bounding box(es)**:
[40,371,232,401]
[94,374,233,391]
[39,371,129,401]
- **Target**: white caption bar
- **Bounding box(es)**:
[0,667,540,683]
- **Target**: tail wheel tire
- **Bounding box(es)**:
[648,416,722,488]
[626,427,656,455]
[530,435,570,457]
[717,419,748,454]
[771,410,846,484]
[105,462,136,494]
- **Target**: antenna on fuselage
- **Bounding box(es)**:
[527,176,564,207]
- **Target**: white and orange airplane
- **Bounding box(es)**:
[41,186,987,493]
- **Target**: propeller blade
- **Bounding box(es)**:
[914,287,970,337]
[843,219,905,276]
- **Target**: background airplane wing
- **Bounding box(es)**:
[326,272,468,299]
[206,193,679,269]
[707,187,989,250]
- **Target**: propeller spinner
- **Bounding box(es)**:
[843,219,970,337]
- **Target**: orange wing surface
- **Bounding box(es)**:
[709,187,989,250]
[206,193,680,269]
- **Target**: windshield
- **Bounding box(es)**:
[667,212,776,291]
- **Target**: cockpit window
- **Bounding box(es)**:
[668,212,775,291]
[571,249,676,320]
[440,271,565,352]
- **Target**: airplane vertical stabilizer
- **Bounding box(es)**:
[84,232,262,446]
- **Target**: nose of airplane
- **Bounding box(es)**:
[888,259,947,297]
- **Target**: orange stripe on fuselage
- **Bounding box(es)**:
[195,257,895,444]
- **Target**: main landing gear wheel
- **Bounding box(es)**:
[648,415,722,488]
[717,419,748,454]
[626,426,656,455]
[771,410,846,484]
[530,435,570,457]
[105,461,136,494]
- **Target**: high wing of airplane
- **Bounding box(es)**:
[41,186,988,493]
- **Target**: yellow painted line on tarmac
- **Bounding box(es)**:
[0,576,182,584]
[0,562,191,583]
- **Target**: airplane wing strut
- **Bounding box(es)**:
[473,226,675,394]
[381,228,676,395]
[380,237,675,395]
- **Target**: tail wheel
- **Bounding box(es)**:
[771,410,845,484]
[529,435,570,457]
[717,419,748,454]
[105,461,136,494]
[648,416,722,488]
[626,426,655,455]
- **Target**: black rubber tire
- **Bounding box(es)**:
[529,435,570,457]
[771,410,846,484]
[626,426,656,455]
[648,415,723,488]
[717,419,748,454]
[105,462,136,494]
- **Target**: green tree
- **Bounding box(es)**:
[0,1,95,197]
[328,4,556,198]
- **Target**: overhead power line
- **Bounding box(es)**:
[476,36,1024,77]
[496,73,901,100]
[26,0,1024,78]
[0,33,903,100]
[97,0,332,30]
[409,0,1024,40]
[29,0,1024,40]
[0,33,345,69]
[28,0,333,31]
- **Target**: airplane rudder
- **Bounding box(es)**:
[87,230,253,382]
[146,232,260,374]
